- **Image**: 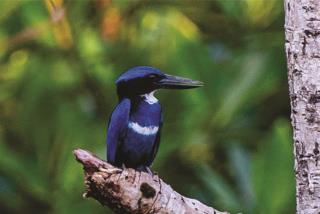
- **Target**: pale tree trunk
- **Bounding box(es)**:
[285,0,320,213]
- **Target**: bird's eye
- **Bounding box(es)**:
[149,74,157,79]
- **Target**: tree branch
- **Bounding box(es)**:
[73,149,229,214]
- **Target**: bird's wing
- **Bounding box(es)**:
[147,112,163,167]
[106,98,131,164]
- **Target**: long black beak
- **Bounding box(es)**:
[157,74,204,89]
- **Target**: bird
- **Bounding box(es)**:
[106,66,203,172]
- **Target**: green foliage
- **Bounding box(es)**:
[0,1,293,213]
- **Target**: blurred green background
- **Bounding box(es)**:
[0,0,294,213]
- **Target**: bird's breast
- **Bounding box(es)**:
[122,121,158,164]
[130,99,161,126]
[116,98,161,167]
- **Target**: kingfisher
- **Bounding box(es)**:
[106,66,203,172]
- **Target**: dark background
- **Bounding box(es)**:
[0,0,294,213]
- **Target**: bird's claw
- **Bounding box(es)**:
[122,163,127,170]
[146,167,154,176]
[99,167,122,174]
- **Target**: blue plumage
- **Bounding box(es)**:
[106,66,202,171]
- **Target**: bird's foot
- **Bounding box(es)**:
[146,167,154,176]
[122,163,127,170]
[99,167,122,174]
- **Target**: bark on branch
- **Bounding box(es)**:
[285,0,320,213]
[73,149,228,214]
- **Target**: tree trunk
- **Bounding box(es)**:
[285,0,320,213]
[73,149,229,214]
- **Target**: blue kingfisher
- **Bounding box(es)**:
[106,66,203,172]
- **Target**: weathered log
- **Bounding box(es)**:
[73,149,228,214]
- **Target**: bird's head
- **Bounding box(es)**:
[116,66,203,98]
